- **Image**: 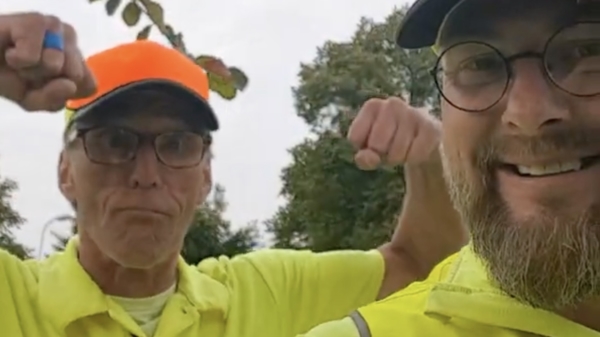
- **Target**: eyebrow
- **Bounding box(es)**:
[437,20,501,50]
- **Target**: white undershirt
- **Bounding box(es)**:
[109,284,176,337]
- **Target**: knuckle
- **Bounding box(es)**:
[23,11,45,23]
[7,13,46,47]
[62,22,77,42]
[43,14,62,29]
[384,96,408,113]
[19,12,46,30]
[361,97,385,113]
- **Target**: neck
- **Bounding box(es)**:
[560,299,600,332]
[77,233,178,298]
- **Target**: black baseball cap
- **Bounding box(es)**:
[396,0,463,49]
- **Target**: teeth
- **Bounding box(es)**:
[516,161,582,176]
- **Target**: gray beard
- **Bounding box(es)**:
[440,146,600,311]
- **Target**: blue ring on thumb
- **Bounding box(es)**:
[42,31,64,51]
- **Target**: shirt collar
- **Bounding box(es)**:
[424,245,594,336]
[38,237,230,329]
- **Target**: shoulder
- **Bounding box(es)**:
[363,250,460,311]
[0,249,41,279]
[350,252,462,336]
[0,249,44,304]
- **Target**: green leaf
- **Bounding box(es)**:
[144,0,165,27]
[121,2,142,27]
[164,24,175,36]
[136,24,152,40]
[228,67,249,91]
[105,0,122,16]
[195,55,232,79]
[207,72,237,100]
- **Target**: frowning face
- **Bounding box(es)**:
[438,0,600,310]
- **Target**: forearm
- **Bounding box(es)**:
[377,161,467,299]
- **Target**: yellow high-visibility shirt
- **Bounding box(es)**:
[298,245,599,337]
[0,237,384,337]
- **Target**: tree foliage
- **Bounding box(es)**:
[52,185,258,262]
[89,0,249,99]
[181,184,259,264]
[0,175,31,259]
[266,8,439,251]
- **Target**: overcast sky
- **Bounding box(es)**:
[0,0,408,256]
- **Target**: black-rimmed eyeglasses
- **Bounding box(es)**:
[70,126,212,169]
[431,21,600,112]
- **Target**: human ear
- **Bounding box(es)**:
[197,158,212,206]
[58,151,77,204]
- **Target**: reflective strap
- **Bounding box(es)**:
[349,311,371,337]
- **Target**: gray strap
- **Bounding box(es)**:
[349,311,371,337]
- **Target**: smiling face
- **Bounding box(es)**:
[439,0,600,309]
[59,89,212,269]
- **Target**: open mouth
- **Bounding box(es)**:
[501,154,600,177]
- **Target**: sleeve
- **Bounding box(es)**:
[237,249,384,336]
[0,249,29,330]
[296,317,362,337]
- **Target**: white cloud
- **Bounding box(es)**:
[0,0,408,256]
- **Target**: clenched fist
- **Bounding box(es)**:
[348,97,441,170]
[0,12,96,111]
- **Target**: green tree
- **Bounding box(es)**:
[89,0,249,99]
[182,184,259,264]
[0,175,31,259]
[52,185,259,262]
[266,7,439,251]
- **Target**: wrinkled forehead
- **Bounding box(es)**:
[438,0,598,49]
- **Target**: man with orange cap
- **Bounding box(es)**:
[0,12,464,337]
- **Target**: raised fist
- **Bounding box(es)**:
[0,12,96,112]
[348,97,441,170]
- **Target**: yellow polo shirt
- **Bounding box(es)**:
[0,238,384,337]
[298,245,598,337]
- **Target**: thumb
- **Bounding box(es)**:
[0,67,26,103]
[20,78,77,112]
[355,149,382,171]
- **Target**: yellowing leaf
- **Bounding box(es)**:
[228,67,249,91]
[122,2,142,27]
[207,72,236,100]
[136,24,152,40]
[195,55,232,80]
[105,0,122,16]
[144,0,165,27]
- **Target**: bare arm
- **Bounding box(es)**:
[377,159,467,299]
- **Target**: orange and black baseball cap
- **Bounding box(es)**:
[64,40,219,131]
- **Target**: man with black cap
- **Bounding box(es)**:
[0,11,467,337]
[299,0,600,335]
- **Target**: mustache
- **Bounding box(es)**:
[475,127,600,166]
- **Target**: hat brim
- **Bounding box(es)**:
[70,79,219,131]
[396,0,462,49]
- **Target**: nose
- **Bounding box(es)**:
[128,145,163,189]
[501,59,571,135]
